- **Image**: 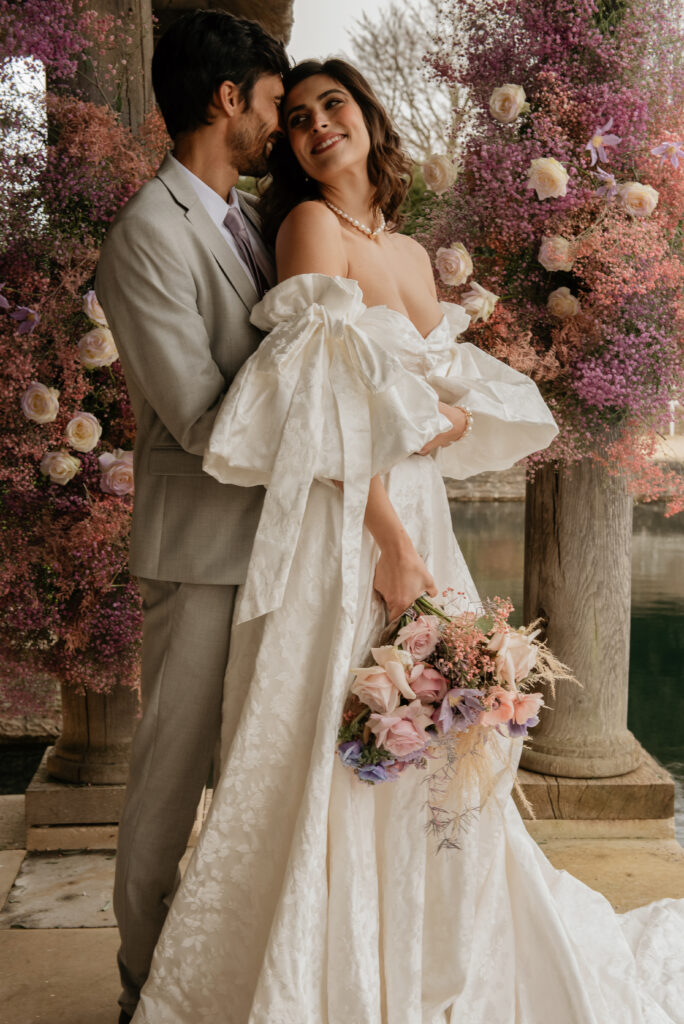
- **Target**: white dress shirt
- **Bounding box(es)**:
[170,154,272,290]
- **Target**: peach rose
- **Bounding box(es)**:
[526,157,569,200]
[617,182,658,218]
[65,411,102,452]
[395,615,442,660]
[350,666,400,714]
[461,281,499,322]
[487,629,538,685]
[78,327,118,369]
[422,154,457,194]
[21,382,60,423]
[547,287,580,319]
[40,449,81,485]
[481,685,516,726]
[409,663,448,704]
[82,290,108,327]
[435,243,473,287]
[99,449,134,496]
[369,699,433,757]
[538,235,575,272]
[489,84,528,124]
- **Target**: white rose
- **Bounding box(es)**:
[489,84,528,124]
[547,287,580,319]
[40,449,81,486]
[461,281,499,323]
[617,182,659,218]
[487,630,537,685]
[435,243,473,287]
[65,411,102,452]
[21,382,60,424]
[422,154,457,194]
[538,235,575,272]
[526,157,569,200]
[99,449,134,496]
[78,327,118,369]
[82,289,108,327]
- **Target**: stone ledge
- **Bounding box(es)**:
[524,817,676,842]
[515,748,675,821]
[25,752,126,828]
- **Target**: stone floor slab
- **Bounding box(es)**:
[0,851,116,929]
[0,794,26,851]
[0,926,119,1024]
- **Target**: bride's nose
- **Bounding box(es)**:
[311,109,329,133]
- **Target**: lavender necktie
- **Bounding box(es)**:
[223,204,270,299]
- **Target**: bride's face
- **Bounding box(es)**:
[284,74,371,184]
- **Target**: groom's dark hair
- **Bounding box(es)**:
[152,10,289,139]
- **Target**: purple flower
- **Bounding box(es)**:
[585,119,621,166]
[594,168,618,198]
[10,306,40,335]
[0,284,10,311]
[338,739,363,767]
[432,694,454,733]
[650,140,684,170]
[508,714,540,738]
[447,687,485,733]
[357,763,390,783]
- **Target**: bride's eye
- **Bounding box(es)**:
[288,112,309,129]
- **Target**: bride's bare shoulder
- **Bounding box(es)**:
[275,201,348,280]
[391,231,438,294]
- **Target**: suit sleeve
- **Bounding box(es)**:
[95,214,226,456]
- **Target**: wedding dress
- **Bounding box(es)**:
[133,274,684,1024]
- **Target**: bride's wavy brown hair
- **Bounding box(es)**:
[258,59,413,245]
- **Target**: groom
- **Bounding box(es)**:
[95,11,288,1022]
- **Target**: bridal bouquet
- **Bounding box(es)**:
[337,592,572,846]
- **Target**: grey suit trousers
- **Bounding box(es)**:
[114,578,237,1015]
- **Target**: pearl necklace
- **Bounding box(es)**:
[324,200,386,240]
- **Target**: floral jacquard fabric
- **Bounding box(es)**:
[133,275,684,1024]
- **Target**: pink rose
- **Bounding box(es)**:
[512,691,544,724]
[351,666,400,714]
[487,630,538,685]
[409,663,448,704]
[98,449,134,496]
[395,615,441,660]
[481,685,515,726]
[369,699,433,757]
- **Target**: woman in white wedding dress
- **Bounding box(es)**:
[133,60,684,1024]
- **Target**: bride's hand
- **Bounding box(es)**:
[418,403,468,455]
[373,544,438,622]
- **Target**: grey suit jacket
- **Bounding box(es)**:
[95,153,265,585]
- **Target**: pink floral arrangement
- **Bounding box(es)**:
[420,0,684,512]
[337,593,570,846]
[0,6,169,713]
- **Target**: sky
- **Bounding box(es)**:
[287,0,388,63]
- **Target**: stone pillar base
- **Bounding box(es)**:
[519,727,643,779]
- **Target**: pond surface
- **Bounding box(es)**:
[450,501,684,843]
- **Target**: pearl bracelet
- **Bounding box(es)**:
[458,406,473,440]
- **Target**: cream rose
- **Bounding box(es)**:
[538,235,575,272]
[422,154,457,194]
[40,449,81,485]
[370,646,417,700]
[21,382,60,423]
[350,666,400,714]
[65,411,102,452]
[617,182,659,218]
[82,289,108,327]
[435,243,473,287]
[78,327,118,369]
[526,157,569,200]
[99,449,134,496]
[489,84,529,124]
[547,287,580,319]
[487,630,538,685]
[461,281,499,322]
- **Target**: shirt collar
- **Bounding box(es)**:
[169,154,244,229]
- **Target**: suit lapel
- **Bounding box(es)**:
[156,155,258,312]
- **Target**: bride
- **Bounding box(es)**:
[133,59,684,1023]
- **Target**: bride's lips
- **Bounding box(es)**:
[311,133,345,156]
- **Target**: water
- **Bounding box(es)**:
[450,500,684,842]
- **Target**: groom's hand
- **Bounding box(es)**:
[418,403,468,455]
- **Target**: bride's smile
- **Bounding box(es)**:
[284,75,371,181]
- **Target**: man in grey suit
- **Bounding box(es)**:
[95,12,288,1022]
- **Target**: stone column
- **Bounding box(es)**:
[520,456,642,778]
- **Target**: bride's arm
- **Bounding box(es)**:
[276,203,436,620]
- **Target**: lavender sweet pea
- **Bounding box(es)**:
[448,688,485,732]
[585,118,621,166]
[10,306,40,335]
[338,739,363,768]
[0,283,10,311]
